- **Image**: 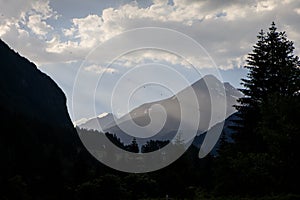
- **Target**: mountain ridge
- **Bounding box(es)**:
[0,39,83,194]
[0,39,72,128]
[78,74,242,145]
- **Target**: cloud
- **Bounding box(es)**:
[113,49,190,68]
[0,0,33,19]
[84,64,118,74]
[25,0,58,36]
[255,0,277,12]
[0,0,300,69]
[31,0,57,19]
[0,0,57,36]
[0,18,17,36]
[70,15,103,47]
[27,14,53,35]
[0,0,64,64]
[46,0,300,69]
[295,8,300,15]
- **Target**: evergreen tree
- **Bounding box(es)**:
[105,132,126,150]
[141,140,169,153]
[233,22,300,152]
[215,22,300,195]
[125,138,139,153]
[240,22,299,105]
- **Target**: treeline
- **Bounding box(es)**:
[105,132,169,153]
[0,105,213,199]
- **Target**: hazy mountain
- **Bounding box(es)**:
[80,75,242,145]
[79,112,116,131]
[192,112,240,155]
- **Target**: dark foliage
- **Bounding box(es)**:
[214,22,300,196]
[141,140,169,153]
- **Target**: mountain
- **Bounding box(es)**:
[192,112,240,155]
[0,40,72,127]
[0,39,243,198]
[79,75,242,145]
[0,39,83,198]
[78,112,116,131]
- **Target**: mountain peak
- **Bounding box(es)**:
[224,82,235,88]
[79,73,241,144]
[191,74,223,90]
[202,74,220,81]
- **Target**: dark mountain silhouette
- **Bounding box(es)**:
[0,39,72,127]
[0,39,84,198]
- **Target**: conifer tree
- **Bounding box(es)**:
[126,138,139,153]
[215,22,300,195]
[233,22,300,152]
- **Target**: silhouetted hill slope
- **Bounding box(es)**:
[0,39,85,199]
[0,39,71,127]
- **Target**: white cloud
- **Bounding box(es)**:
[0,0,33,19]
[27,14,53,35]
[84,64,118,74]
[51,0,300,69]
[295,8,300,15]
[0,18,17,36]
[71,15,103,47]
[0,0,300,70]
[0,0,62,64]
[255,0,277,12]
[25,0,58,36]
[31,0,57,19]
[114,49,190,68]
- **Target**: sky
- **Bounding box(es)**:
[1,0,300,122]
